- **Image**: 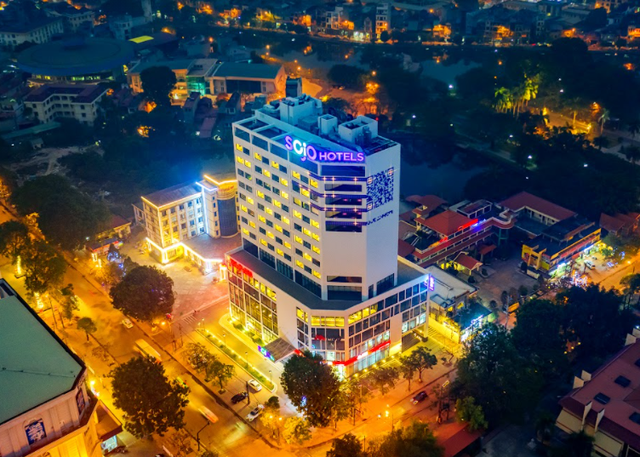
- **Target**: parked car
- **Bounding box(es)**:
[121,318,133,329]
[247,379,262,392]
[411,391,428,404]
[585,260,595,270]
[246,404,264,422]
[231,392,248,404]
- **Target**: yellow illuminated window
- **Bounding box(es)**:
[236,156,244,164]
[259,215,266,223]
[281,191,289,199]
[313,270,322,279]
[244,159,251,168]
[311,316,321,326]
[301,188,310,198]
[294,198,302,206]
[297,307,307,320]
[247,197,254,205]
[274,200,282,208]
[312,245,320,254]
[241,205,248,213]
[294,210,302,219]
[280,178,289,187]
[325,317,335,326]
[260,239,268,247]
[277,248,284,256]
[349,311,362,324]
[271,161,280,169]
[293,171,301,179]
[242,228,250,235]
[295,235,303,244]
[311,220,320,229]
[284,241,292,249]
[310,178,318,188]
[236,144,243,151]
[266,207,274,216]
[362,307,370,318]
[263,169,271,178]
[296,260,305,269]
[312,233,320,242]
[282,216,290,225]
[257,190,265,199]
[254,152,262,160]
[303,227,312,237]
[275,224,283,233]
[249,221,256,228]
[336,317,345,327]
[267,231,275,239]
[303,253,312,262]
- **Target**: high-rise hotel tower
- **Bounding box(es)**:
[226,95,431,376]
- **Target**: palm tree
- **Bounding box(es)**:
[522,74,539,107]
[494,87,513,114]
[599,109,611,134]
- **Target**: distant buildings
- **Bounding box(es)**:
[0,280,122,457]
[556,337,640,457]
[24,84,108,126]
[127,59,285,105]
[134,174,241,274]
[0,18,63,49]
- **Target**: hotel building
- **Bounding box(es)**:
[135,175,240,274]
[226,94,431,376]
[0,279,122,457]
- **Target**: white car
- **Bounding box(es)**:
[247,379,262,392]
[246,404,264,422]
[122,318,133,329]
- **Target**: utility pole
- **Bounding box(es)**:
[196,421,210,451]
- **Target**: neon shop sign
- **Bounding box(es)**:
[285,135,365,163]
[257,345,275,361]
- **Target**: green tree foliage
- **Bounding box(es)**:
[399,355,418,391]
[375,421,443,457]
[327,434,365,457]
[282,417,312,445]
[281,351,342,427]
[621,273,640,294]
[342,377,370,425]
[140,66,178,108]
[327,65,367,90]
[60,284,79,321]
[367,366,400,396]
[111,356,189,438]
[22,240,67,297]
[0,221,30,265]
[183,343,215,372]
[109,265,175,322]
[511,299,569,379]
[77,317,97,341]
[260,396,283,442]
[559,285,636,360]
[205,360,234,390]
[454,323,542,425]
[379,31,390,43]
[455,397,488,431]
[11,175,109,250]
[407,346,438,382]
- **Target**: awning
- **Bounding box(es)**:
[478,244,496,256]
[262,338,296,362]
[95,401,123,441]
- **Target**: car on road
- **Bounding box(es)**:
[246,404,264,422]
[411,391,428,404]
[199,406,219,423]
[231,392,248,404]
[121,318,133,329]
[585,260,595,270]
[247,379,262,392]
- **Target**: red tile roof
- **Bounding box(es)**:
[398,239,415,258]
[109,214,130,229]
[558,341,640,450]
[454,253,482,271]
[500,192,575,221]
[417,210,474,237]
[600,212,640,234]
[436,422,482,457]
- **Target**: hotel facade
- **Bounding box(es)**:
[226,95,431,376]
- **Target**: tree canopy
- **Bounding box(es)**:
[22,240,66,297]
[140,66,178,108]
[111,356,189,438]
[109,265,175,322]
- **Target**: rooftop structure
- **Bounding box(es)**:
[24,83,108,126]
[500,191,576,223]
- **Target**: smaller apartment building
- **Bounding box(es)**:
[0,18,63,49]
[24,84,108,126]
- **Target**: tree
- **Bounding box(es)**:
[140,66,177,108]
[454,323,542,424]
[22,240,66,297]
[183,343,215,372]
[60,284,79,321]
[260,396,282,442]
[110,265,175,322]
[11,175,109,250]
[77,317,97,341]
[593,135,609,150]
[621,273,640,295]
[327,434,365,457]
[343,377,369,425]
[367,366,400,396]
[205,360,234,391]
[556,430,594,457]
[625,145,640,164]
[111,356,189,438]
[375,421,443,457]
[399,355,418,391]
[380,30,390,42]
[0,220,30,273]
[327,65,367,90]
[455,397,488,431]
[281,351,342,427]
[408,346,438,382]
[282,417,312,445]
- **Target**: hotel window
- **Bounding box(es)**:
[266,207,274,216]
[274,200,282,208]
[303,253,312,262]
[282,191,290,199]
[312,245,320,254]
[247,197,254,205]
[293,170,301,179]
[267,231,275,239]
[295,235,303,244]
[257,190,265,199]
[310,178,319,188]
[282,216,290,225]
[275,224,283,233]
[311,220,320,229]
[271,161,280,169]
[236,156,244,164]
[294,210,302,219]
[284,241,292,249]
[301,188,311,198]
[249,221,256,228]
[259,215,266,223]
[244,159,251,168]
[281,178,289,187]
[296,260,304,268]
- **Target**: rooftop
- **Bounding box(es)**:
[142,182,201,208]
[182,233,241,261]
[24,84,107,103]
[229,249,426,311]
[17,37,134,77]
[558,340,640,451]
[211,62,282,80]
[0,280,83,424]
[426,265,476,308]
[416,210,474,237]
[500,191,576,221]
[0,16,61,34]
[128,59,195,75]
[406,194,448,211]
